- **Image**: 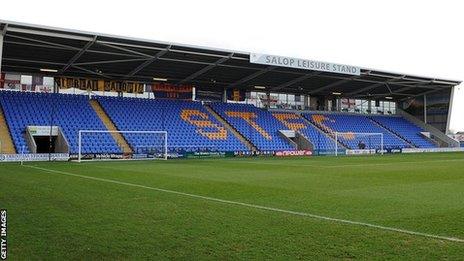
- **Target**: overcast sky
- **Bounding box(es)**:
[1,0,463,132]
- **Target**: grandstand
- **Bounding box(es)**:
[0,20,464,260]
[0,20,462,158]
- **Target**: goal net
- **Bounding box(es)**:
[78,130,167,162]
[334,132,383,156]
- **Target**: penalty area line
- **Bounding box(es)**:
[22,164,464,243]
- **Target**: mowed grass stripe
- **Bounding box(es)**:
[23,164,464,243]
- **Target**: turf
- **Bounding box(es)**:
[1,153,464,259]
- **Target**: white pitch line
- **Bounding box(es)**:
[23,164,464,243]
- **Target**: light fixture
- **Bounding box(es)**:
[254,86,266,89]
[40,68,58,73]
[332,92,342,95]
[385,96,393,100]
[153,77,168,82]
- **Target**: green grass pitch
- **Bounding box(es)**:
[1,153,464,259]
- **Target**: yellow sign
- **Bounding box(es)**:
[55,77,145,94]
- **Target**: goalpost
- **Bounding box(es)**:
[78,130,168,162]
[334,132,384,156]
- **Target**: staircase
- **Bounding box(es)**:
[0,105,16,154]
[204,104,257,152]
[90,100,133,154]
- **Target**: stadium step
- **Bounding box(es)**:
[368,117,416,148]
[0,105,17,154]
[204,105,258,152]
[89,100,133,154]
[300,115,347,149]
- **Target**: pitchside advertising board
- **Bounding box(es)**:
[0,153,69,162]
[250,53,361,76]
[346,148,403,155]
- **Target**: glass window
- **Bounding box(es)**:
[20,75,32,85]
[43,77,54,87]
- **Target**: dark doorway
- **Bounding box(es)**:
[34,136,56,153]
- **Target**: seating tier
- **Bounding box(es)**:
[302,113,410,150]
[97,97,248,152]
[272,112,335,151]
[0,91,120,154]
[210,103,294,151]
[370,116,437,148]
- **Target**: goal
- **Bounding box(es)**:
[334,132,384,156]
[78,130,168,162]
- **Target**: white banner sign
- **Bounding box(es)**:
[27,126,59,136]
[402,147,464,153]
[250,53,361,76]
[346,149,376,155]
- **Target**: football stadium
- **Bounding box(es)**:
[0,20,464,259]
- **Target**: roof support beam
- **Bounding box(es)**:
[97,42,153,58]
[178,53,234,84]
[3,57,66,66]
[350,82,443,99]
[308,77,356,95]
[347,76,406,96]
[389,82,436,94]
[271,71,321,92]
[314,74,457,90]
[4,40,79,51]
[60,36,97,73]
[158,57,257,71]
[227,66,275,89]
[399,87,452,101]
[6,26,93,41]
[73,58,151,66]
[125,45,171,78]
[4,39,149,58]
[71,65,111,79]
[96,40,248,61]
[6,33,81,51]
